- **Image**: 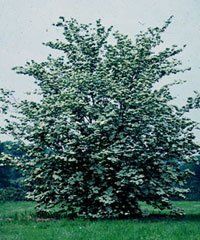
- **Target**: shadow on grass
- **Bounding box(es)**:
[1,209,200,223]
[139,213,200,223]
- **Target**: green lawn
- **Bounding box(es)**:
[0,201,200,240]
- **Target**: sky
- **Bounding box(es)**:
[0,0,200,140]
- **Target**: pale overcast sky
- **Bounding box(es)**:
[1,0,200,140]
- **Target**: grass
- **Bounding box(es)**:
[0,201,200,240]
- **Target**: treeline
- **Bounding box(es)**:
[0,141,200,201]
[0,141,25,201]
[186,163,200,200]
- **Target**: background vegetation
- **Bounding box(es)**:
[0,141,25,201]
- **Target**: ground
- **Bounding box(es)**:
[0,201,199,240]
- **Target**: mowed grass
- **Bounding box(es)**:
[0,201,200,240]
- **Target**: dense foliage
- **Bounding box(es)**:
[1,17,200,218]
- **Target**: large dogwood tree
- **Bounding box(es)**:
[1,17,200,218]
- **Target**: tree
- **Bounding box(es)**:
[1,17,200,218]
[0,142,24,200]
[186,162,200,200]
